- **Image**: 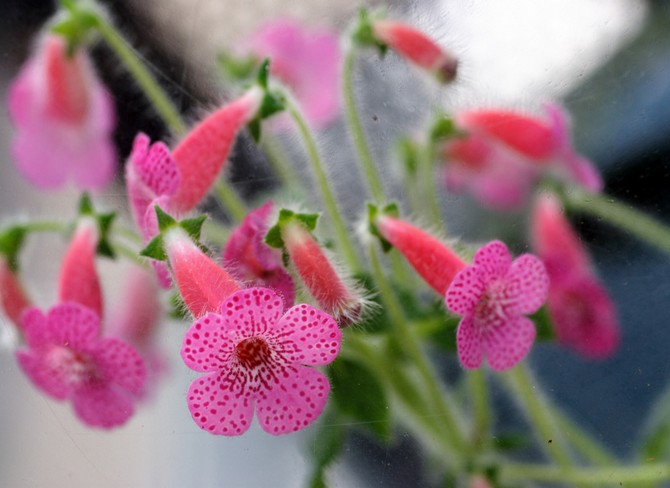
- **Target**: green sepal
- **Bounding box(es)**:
[217,51,257,81]
[0,226,27,272]
[367,202,399,253]
[257,58,271,89]
[139,234,166,261]
[530,306,555,342]
[77,193,117,259]
[247,118,261,142]
[178,214,207,242]
[265,208,320,249]
[154,205,177,232]
[429,115,463,143]
[397,138,420,177]
[51,4,99,56]
[168,292,189,321]
[328,356,392,442]
[259,91,285,119]
[351,8,387,55]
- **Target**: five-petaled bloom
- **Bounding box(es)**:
[445,241,548,371]
[8,34,116,189]
[16,302,147,429]
[181,287,341,436]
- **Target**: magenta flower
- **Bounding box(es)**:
[445,241,549,371]
[16,302,146,429]
[246,19,341,127]
[181,287,341,436]
[223,202,295,308]
[8,35,116,189]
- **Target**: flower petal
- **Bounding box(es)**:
[181,312,237,372]
[473,240,511,281]
[20,307,49,348]
[16,349,69,400]
[456,315,484,369]
[504,254,549,315]
[71,386,135,429]
[91,338,146,396]
[273,304,340,366]
[219,288,284,337]
[446,266,486,316]
[186,372,254,436]
[255,365,330,435]
[46,302,100,350]
[483,315,536,371]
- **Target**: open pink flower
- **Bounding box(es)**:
[246,19,340,127]
[16,302,146,429]
[8,35,116,189]
[223,202,295,308]
[531,194,619,358]
[445,241,548,371]
[181,287,340,436]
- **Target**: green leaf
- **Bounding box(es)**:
[179,214,207,241]
[328,357,391,442]
[154,205,177,232]
[0,226,27,271]
[307,409,345,488]
[139,235,166,261]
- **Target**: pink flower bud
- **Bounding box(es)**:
[58,218,103,318]
[372,20,457,83]
[375,216,466,296]
[170,87,263,212]
[282,221,363,326]
[164,228,241,318]
[0,256,31,326]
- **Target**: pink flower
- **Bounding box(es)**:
[16,302,146,429]
[164,228,241,318]
[8,35,116,189]
[246,19,340,127]
[0,256,31,328]
[181,287,340,435]
[223,202,295,308]
[374,215,466,296]
[531,194,619,358]
[443,103,602,210]
[371,20,458,83]
[445,241,548,371]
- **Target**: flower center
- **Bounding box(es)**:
[46,346,102,388]
[474,279,507,328]
[235,337,271,369]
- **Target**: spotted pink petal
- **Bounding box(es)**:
[473,240,511,281]
[219,288,284,337]
[19,307,49,348]
[186,372,255,436]
[45,302,100,350]
[71,386,135,429]
[274,303,341,366]
[255,365,330,435]
[455,315,484,369]
[181,312,237,372]
[445,266,486,316]
[130,133,180,196]
[16,349,69,400]
[504,254,549,315]
[483,315,536,371]
[91,338,146,397]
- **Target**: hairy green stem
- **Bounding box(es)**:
[501,462,670,485]
[260,135,301,188]
[468,369,490,449]
[420,140,443,230]
[213,180,248,223]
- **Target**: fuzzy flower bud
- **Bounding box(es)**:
[0,256,31,326]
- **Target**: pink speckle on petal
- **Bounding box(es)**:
[180,287,340,436]
[446,241,548,371]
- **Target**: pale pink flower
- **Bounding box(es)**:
[0,256,31,327]
[531,194,619,358]
[246,19,340,127]
[223,202,295,308]
[371,20,458,83]
[8,35,116,189]
[445,241,548,371]
[16,302,146,429]
[181,287,340,435]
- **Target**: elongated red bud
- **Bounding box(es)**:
[0,256,31,326]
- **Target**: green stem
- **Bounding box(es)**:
[420,140,443,229]
[285,100,362,272]
[342,46,386,203]
[22,220,68,233]
[260,135,301,188]
[213,180,248,223]
[90,12,186,135]
[562,187,670,256]
[111,240,147,267]
[367,244,467,455]
[503,365,575,468]
[468,369,490,449]
[554,408,616,466]
[501,462,670,485]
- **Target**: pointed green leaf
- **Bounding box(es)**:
[259,91,285,120]
[0,226,27,271]
[257,58,271,88]
[154,205,177,232]
[179,214,207,241]
[139,235,166,261]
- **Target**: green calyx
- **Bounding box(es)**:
[247,59,286,142]
[78,193,117,259]
[367,202,399,253]
[139,205,207,261]
[52,0,100,56]
[265,208,320,250]
[350,8,387,55]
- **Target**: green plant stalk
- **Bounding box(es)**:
[342,46,386,203]
[367,244,468,455]
[503,365,575,469]
[420,140,443,230]
[562,187,670,256]
[260,135,301,188]
[500,462,670,485]
[468,369,490,449]
[213,180,248,223]
[22,220,68,234]
[90,12,186,135]
[286,101,363,272]
[554,408,616,466]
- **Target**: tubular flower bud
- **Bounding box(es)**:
[170,87,263,212]
[374,215,466,296]
[58,218,103,318]
[0,256,31,326]
[371,20,458,83]
[164,228,241,318]
[282,220,364,326]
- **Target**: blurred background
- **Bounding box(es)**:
[1,0,669,487]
